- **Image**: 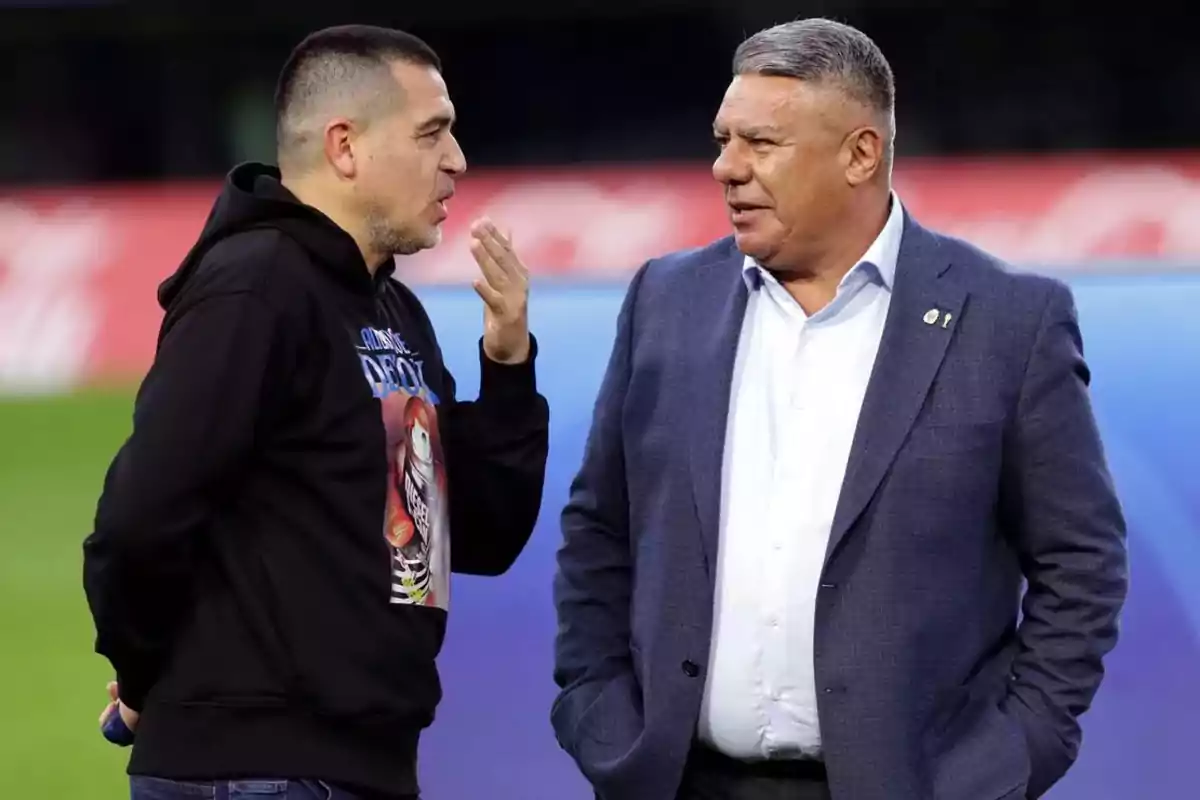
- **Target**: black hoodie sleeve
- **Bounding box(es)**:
[82,286,283,712]
[440,336,550,576]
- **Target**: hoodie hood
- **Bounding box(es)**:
[157,162,393,309]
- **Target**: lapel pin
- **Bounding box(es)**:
[923,308,940,325]
[941,312,953,329]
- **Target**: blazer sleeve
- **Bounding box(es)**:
[1000,279,1129,798]
[552,262,650,708]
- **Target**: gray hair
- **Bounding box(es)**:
[733,18,895,131]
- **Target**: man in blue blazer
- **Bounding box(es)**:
[551,18,1128,800]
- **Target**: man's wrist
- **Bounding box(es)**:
[114,668,151,714]
[479,335,538,399]
[483,332,531,365]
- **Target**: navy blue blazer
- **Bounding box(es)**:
[551,215,1128,800]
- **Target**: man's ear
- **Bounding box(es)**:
[324,118,358,178]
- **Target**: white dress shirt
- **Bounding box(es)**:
[697,194,906,759]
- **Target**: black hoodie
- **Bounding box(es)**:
[82,163,550,797]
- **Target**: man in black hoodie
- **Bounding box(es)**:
[82,24,550,800]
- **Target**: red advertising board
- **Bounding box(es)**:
[2,153,1199,392]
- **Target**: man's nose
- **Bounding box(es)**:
[712,143,749,185]
[444,133,467,176]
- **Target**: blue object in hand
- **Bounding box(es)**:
[101,705,136,747]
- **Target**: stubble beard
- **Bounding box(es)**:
[365,205,438,258]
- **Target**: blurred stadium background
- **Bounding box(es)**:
[1,2,1197,798]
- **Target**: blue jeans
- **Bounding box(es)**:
[128,776,389,800]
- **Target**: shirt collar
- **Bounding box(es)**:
[742,190,906,292]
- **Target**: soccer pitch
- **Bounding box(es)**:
[0,390,136,797]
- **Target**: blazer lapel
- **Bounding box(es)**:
[824,218,965,566]
[686,244,749,586]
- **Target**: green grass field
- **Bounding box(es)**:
[1,389,138,796]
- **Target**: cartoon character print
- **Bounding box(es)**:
[384,394,448,607]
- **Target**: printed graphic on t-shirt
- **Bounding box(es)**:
[356,326,450,609]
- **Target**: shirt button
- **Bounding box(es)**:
[681,660,700,677]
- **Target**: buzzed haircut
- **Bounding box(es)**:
[274,24,442,171]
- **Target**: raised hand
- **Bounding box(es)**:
[468,218,530,365]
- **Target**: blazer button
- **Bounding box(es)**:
[681,660,700,677]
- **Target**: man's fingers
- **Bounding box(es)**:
[470,217,510,251]
[118,701,139,730]
[470,219,527,281]
[472,232,517,280]
[473,279,505,313]
[100,681,120,724]
[469,239,507,288]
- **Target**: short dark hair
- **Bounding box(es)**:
[274,25,442,169]
[733,18,894,121]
